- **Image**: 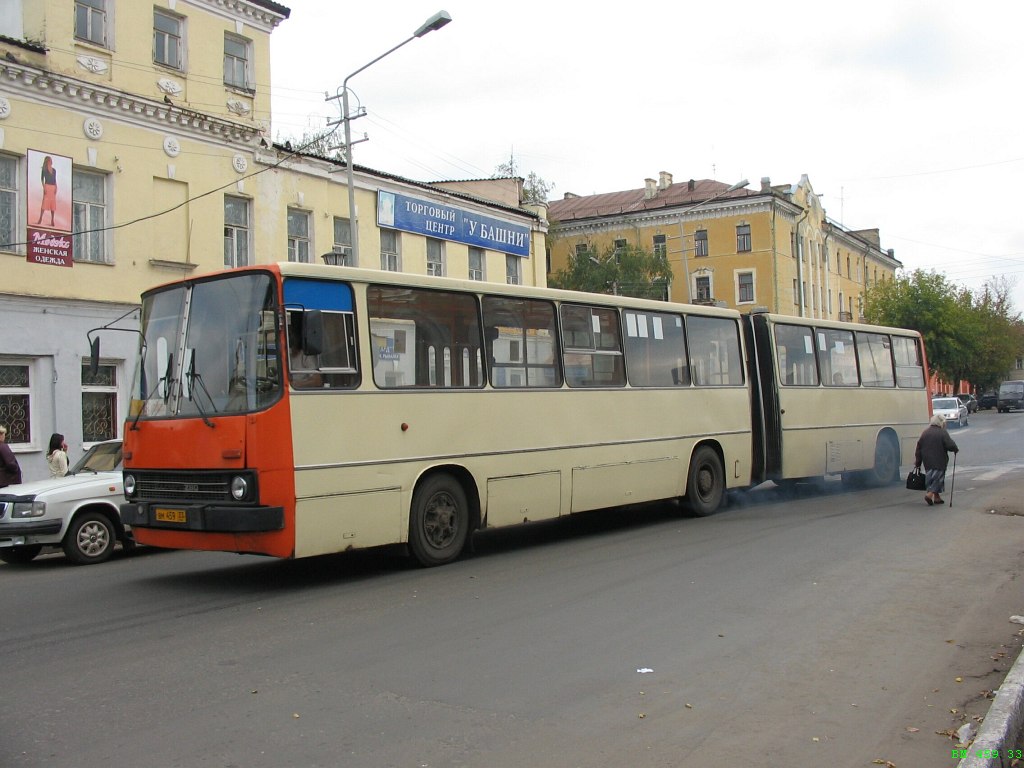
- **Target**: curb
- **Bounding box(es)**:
[958,638,1024,768]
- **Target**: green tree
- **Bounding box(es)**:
[863,270,1021,391]
[548,243,673,300]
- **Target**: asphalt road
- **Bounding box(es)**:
[2,410,1023,768]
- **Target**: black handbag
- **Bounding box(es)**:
[906,468,926,491]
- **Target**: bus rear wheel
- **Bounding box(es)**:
[409,474,469,567]
[685,446,725,517]
[867,435,900,486]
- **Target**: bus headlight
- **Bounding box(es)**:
[123,474,136,497]
[230,476,248,501]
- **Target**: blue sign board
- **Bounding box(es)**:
[377,191,530,258]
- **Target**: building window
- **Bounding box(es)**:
[736,224,751,252]
[653,234,667,258]
[506,255,521,285]
[793,279,799,305]
[613,239,627,260]
[846,256,851,278]
[575,243,589,258]
[154,10,183,70]
[224,195,249,268]
[694,229,708,257]
[224,34,251,90]
[695,275,712,301]
[737,271,754,303]
[75,0,107,47]
[426,238,445,277]
[380,229,400,271]
[468,246,484,281]
[81,362,118,443]
[72,170,108,263]
[0,362,32,445]
[332,217,352,265]
[287,209,311,263]
[0,154,18,251]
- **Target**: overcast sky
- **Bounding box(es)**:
[270,1,1024,313]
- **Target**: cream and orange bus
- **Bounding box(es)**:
[112,263,928,566]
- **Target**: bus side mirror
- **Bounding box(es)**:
[89,337,101,377]
[302,310,324,356]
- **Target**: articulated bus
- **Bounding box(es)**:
[116,263,929,566]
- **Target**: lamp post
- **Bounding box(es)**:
[328,11,452,266]
[678,178,749,303]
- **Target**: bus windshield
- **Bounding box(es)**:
[132,272,281,418]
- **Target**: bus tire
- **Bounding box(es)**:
[867,434,900,486]
[408,474,469,567]
[685,446,725,517]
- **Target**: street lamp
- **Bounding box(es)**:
[677,178,749,302]
[328,10,452,266]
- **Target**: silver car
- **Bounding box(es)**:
[931,397,968,428]
[0,440,129,565]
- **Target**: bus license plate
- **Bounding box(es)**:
[155,508,187,524]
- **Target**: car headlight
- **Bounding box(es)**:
[123,474,136,497]
[230,476,248,501]
[12,500,46,518]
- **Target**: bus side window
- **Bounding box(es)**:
[623,310,688,387]
[559,304,625,388]
[856,331,895,387]
[482,296,561,388]
[772,323,818,386]
[688,315,743,386]
[368,285,483,389]
[891,335,925,388]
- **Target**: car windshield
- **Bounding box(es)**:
[70,442,123,474]
[932,398,958,410]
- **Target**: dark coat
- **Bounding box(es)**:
[0,441,21,487]
[914,424,959,471]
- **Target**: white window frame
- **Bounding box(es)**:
[736,270,755,304]
[154,9,184,70]
[380,229,401,271]
[75,0,109,48]
[653,234,667,258]
[505,255,521,285]
[426,238,445,277]
[694,229,708,257]
[0,359,37,449]
[468,246,485,281]
[287,208,311,263]
[0,153,19,253]
[72,169,109,264]
[224,33,252,91]
[81,361,120,446]
[224,194,250,268]
[694,274,713,302]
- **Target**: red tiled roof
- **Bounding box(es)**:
[548,179,756,222]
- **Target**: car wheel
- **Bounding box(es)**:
[408,474,469,567]
[62,511,116,565]
[0,545,43,565]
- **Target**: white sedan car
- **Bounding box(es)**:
[931,397,968,428]
[0,440,129,565]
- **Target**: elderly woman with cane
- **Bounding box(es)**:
[914,414,959,506]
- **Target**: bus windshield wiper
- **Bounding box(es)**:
[185,351,217,429]
[129,352,173,431]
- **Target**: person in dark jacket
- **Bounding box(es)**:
[0,424,22,488]
[914,414,959,506]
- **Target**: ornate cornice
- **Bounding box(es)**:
[190,0,291,32]
[0,60,260,145]
[551,197,782,237]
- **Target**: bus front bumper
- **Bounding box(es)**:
[121,502,284,533]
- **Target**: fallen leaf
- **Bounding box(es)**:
[955,677,963,683]
[638,713,646,719]
[684,703,693,709]
[906,727,919,733]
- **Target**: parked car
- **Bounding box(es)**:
[956,393,979,413]
[0,440,129,565]
[997,380,1024,413]
[932,397,968,428]
[979,390,998,410]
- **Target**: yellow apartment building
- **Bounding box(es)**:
[0,0,545,481]
[546,173,900,321]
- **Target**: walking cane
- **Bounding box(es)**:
[949,452,956,509]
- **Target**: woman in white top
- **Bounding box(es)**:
[47,432,69,477]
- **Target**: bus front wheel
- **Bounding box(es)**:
[685,446,725,517]
[409,474,469,567]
